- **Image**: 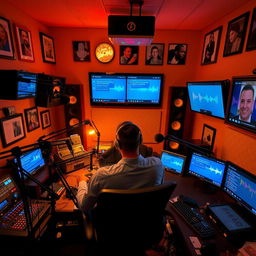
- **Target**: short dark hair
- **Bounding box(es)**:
[175,44,184,52]
[116,122,142,152]
[241,84,255,98]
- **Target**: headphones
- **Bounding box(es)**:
[115,121,142,150]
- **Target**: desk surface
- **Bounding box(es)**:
[164,171,251,256]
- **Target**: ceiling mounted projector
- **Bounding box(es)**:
[108,15,155,46]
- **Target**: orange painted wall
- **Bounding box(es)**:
[192,1,256,174]
[0,1,65,165]
[51,27,200,152]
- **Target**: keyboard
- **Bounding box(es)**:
[170,199,216,239]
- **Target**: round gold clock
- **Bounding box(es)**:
[95,42,115,63]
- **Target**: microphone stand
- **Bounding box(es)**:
[0,143,60,239]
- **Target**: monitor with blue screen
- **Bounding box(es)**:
[223,162,256,216]
[187,80,229,119]
[188,152,226,187]
[89,72,163,106]
[127,75,162,104]
[14,148,45,178]
[161,150,186,174]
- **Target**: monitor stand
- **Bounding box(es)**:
[193,179,217,194]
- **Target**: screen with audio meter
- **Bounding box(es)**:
[187,80,229,119]
[188,152,226,187]
[161,150,186,174]
[89,72,163,107]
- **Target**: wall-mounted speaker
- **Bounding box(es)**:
[64,84,84,141]
[164,87,188,153]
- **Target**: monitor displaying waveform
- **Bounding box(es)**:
[89,73,163,106]
[187,80,229,119]
[161,150,186,174]
[224,162,256,216]
[127,75,161,103]
[226,77,256,134]
[188,152,226,187]
[91,74,126,103]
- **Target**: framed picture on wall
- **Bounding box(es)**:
[73,41,90,61]
[24,107,40,132]
[39,32,56,63]
[40,110,51,129]
[201,124,216,151]
[223,12,249,57]
[246,8,256,51]
[201,26,222,65]
[0,114,26,148]
[0,16,15,59]
[120,45,138,65]
[145,43,164,65]
[167,43,187,65]
[15,25,34,62]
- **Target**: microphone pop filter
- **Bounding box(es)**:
[154,133,165,143]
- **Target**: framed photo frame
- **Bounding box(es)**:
[0,16,15,59]
[201,124,216,151]
[223,12,249,57]
[246,8,256,51]
[39,32,56,63]
[40,110,51,129]
[15,25,34,62]
[167,43,187,65]
[120,45,138,65]
[24,107,40,132]
[145,43,164,65]
[73,41,90,61]
[0,114,26,148]
[201,26,222,65]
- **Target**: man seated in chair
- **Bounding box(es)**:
[76,121,164,214]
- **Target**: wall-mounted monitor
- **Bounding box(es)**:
[225,76,256,134]
[187,80,229,119]
[188,152,226,187]
[223,162,256,216]
[89,72,163,107]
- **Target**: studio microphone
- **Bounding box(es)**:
[154,133,167,143]
[66,139,74,156]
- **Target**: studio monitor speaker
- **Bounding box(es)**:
[64,84,83,141]
[165,87,188,153]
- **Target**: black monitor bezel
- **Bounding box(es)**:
[161,150,187,175]
[89,72,164,107]
[188,152,227,188]
[223,161,256,216]
[225,76,256,134]
[187,80,230,120]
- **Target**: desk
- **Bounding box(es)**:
[55,168,94,212]
[164,171,245,256]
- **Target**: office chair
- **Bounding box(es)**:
[87,181,177,256]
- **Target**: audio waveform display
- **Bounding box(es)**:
[224,164,256,215]
[188,152,226,187]
[187,83,225,118]
[161,151,186,174]
[192,92,218,104]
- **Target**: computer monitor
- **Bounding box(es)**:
[14,148,45,177]
[89,73,126,104]
[225,76,256,134]
[126,74,163,106]
[161,150,186,174]
[188,152,226,187]
[223,162,256,216]
[187,80,229,119]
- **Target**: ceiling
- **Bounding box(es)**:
[7,0,252,30]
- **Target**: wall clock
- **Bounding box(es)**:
[95,42,115,63]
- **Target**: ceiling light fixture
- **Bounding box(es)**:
[108,0,155,46]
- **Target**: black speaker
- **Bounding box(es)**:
[164,87,188,153]
[36,74,66,107]
[64,84,83,140]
